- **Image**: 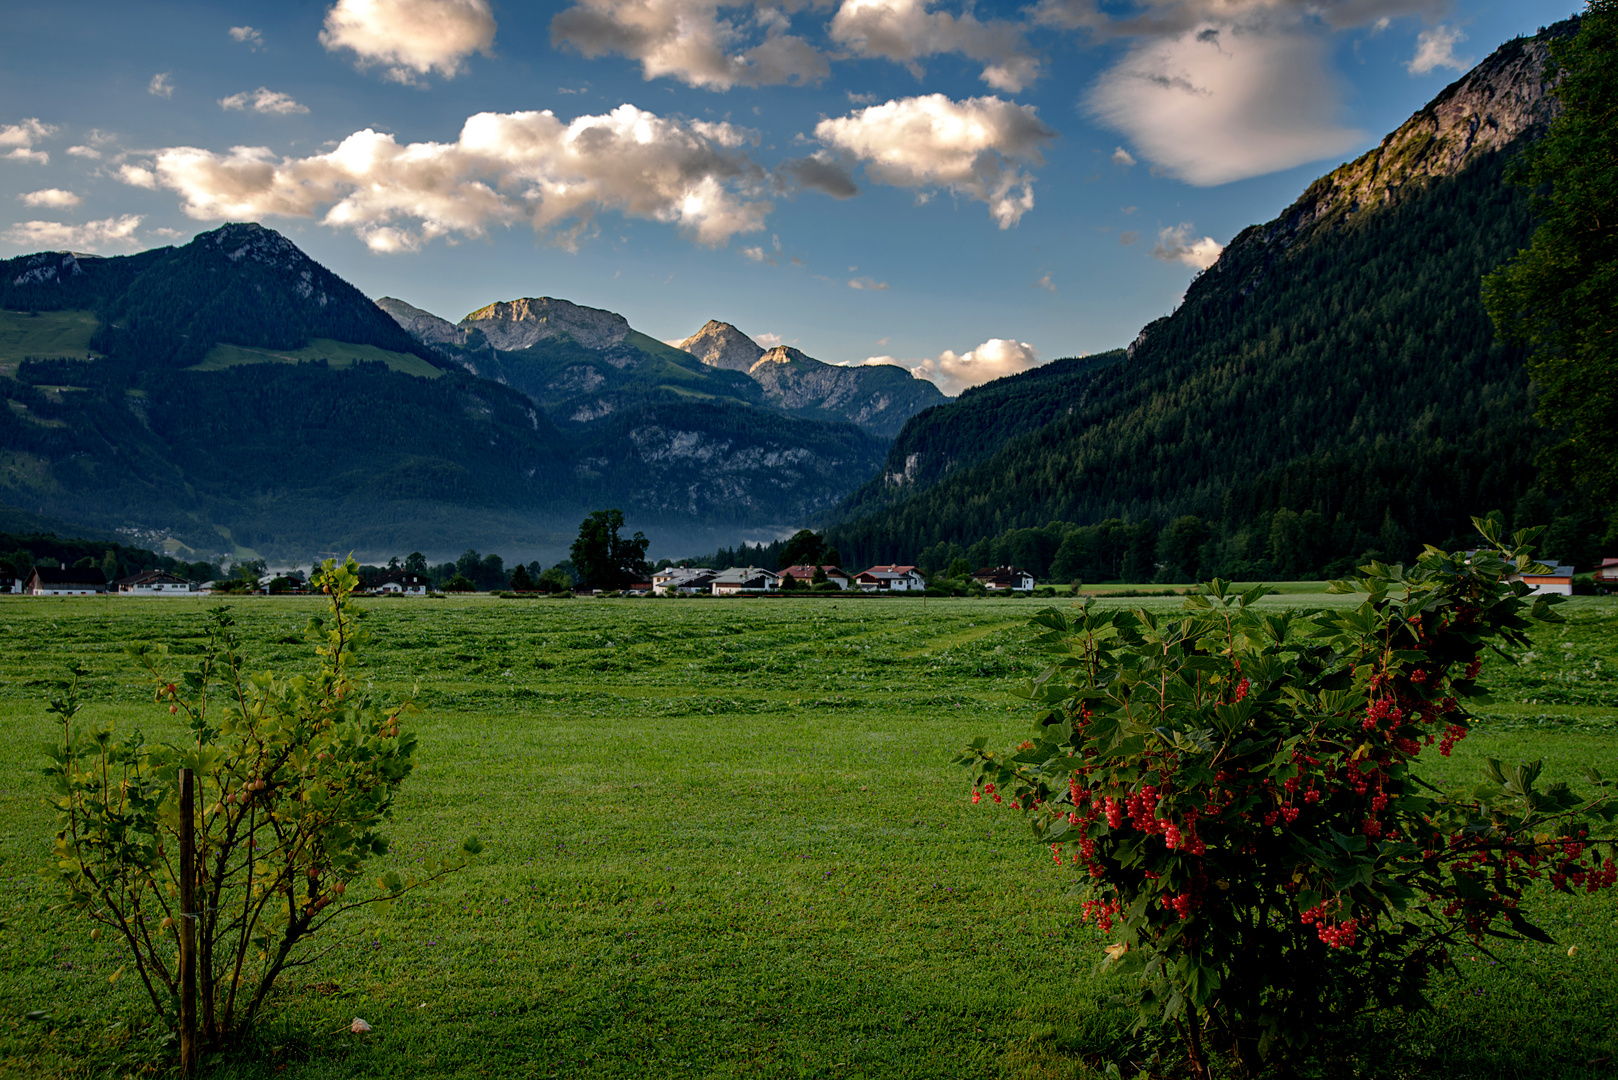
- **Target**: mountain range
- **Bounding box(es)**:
[0,20,1584,571]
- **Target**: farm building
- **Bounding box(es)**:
[374,571,430,595]
[25,567,107,595]
[113,570,194,595]
[1509,562,1576,595]
[710,567,778,595]
[973,566,1035,591]
[653,567,717,595]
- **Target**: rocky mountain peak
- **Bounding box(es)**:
[1211,19,1575,282]
[198,222,305,271]
[678,320,765,372]
[750,345,816,372]
[460,296,630,352]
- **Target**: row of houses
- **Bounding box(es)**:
[648,564,1035,595]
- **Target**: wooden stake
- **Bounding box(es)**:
[178,767,197,1077]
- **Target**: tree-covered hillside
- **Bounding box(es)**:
[828,149,1551,575]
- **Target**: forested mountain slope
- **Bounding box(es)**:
[826,23,1574,575]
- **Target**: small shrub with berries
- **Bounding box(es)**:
[43,558,483,1051]
[958,521,1616,1077]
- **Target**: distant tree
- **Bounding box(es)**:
[780,572,799,590]
[456,549,483,582]
[479,553,505,590]
[823,546,842,568]
[569,509,651,589]
[1484,0,1618,513]
[404,551,429,575]
[779,529,827,568]
[387,555,401,571]
[538,566,573,593]
[947,557,971,579]
[812,565,829,585]
[509,564,534,591]
[1157,516,1209,583]
[443,574,475,592]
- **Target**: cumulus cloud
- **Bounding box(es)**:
[230,25,265,49]
[828,0,1042,93]
[3,215,143,251]
[20,189,81,208]
[1035,271,1055,292]
[813,94,1056,228]
[755,331,784,347]
[551,0,828,91]
[1087,24,1362,185]
[219,88,311,115]
[1407,25,1470,75]
[321,0,497,83]
[741,244,777,263]
[1111,145,1135,165]
[880,337,1042,394]
[125,104,772,252]
[2,118,56,162]
[149,72,174,98]
[1151,222,1222,269]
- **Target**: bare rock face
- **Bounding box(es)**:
[461,297,631,352]
[749,347,864,409]
[376,297,466,349]
[1213,24,1572,286]
[678,320,765,372]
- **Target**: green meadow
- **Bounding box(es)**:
[0,593,1613,1079]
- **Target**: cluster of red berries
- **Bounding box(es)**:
[1159,891,1194,919]
[1232,678,1250,703]
[1300,903,1359,948]
[1081,897,1121,932]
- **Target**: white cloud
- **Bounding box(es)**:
[755,331,784,347]
[67,145,101,159]
[848,275,888,290]
[1086,24,1363,186]
[118,164,158,188]
[149,72,174,98]
[1111,145,1135,165]
[219,88,311,115]
[321,0,497,83]
[20,189,81,208]
[813,94,1056,228]
[0,118,56,148]
[882,337,1042,394]
[828,0,1042,93]
[1407,25,1470,75]
[4,148,49,164]
[1151,222,1222,269]
[3,215,143,251]
[1035,271,1055,292]
[229,25,265,49]
[1030,0,1447,37]
[128,104,772,252]
[551,0,828,91]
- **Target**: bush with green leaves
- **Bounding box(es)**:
[959,525,1616,1076]
[44,558,483,1051]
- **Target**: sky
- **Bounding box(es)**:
[0,0,1585,395]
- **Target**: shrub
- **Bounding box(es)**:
[44,558,483,1051]
[959,526,1616,1075]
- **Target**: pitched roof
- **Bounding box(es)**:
[115,570,190,587]
[778,564,848,580]
[30,566,107,586]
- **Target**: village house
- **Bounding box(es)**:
[653,566,718,595]
[373,571,430,595]
[973,566,1036,591]
[854,565,926,592]
[1509,561,1576,595]
[26,566,107,595]
[113,570,194,595]
[777,564,852,589]
[1594,557,1618,592]
[710,566,779,595]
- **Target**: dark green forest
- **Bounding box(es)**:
[827,148,1609,578]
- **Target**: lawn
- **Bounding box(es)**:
[0,592,1613,1079]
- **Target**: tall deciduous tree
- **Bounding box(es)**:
[570,509,652,589]
[1485,1,1618,513]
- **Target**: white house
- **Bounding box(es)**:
[26,567,107,595]
[710,566,779,595]
[854,565,926,592]
[114,570,195,596]
[973,566,1036,591]
[374,571,430,595]
[653,567,717,595]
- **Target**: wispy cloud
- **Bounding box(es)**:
[219,88,311,115]
[148,72,174,98]
[229,25,265,50]
[1407,25,1470,75]
[848,276,888,290]
[3,214,143,251]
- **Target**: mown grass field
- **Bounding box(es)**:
[0,592,1613,1079]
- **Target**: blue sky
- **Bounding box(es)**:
[0,0,1583,393]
